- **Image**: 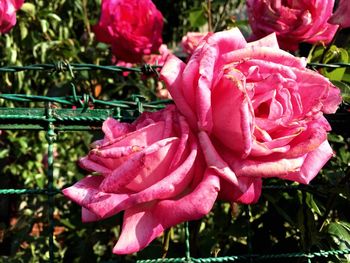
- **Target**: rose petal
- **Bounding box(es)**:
[113,171,220,254]
[230,155,306,178]
[79,156,112,175]
[82,208,100,223]
[223,47,305,69]
[322,84,342,114]
[219,177,262,204]
[102,117,132,142]
[161,55,198,128]
[198,131,238,186]
[212,73,253,156]
[62,175,131,219]
[287,140,333,184]
[100,137,179,193]
[328,0,350,28]
[247,33,279,49]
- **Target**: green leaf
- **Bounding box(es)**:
[47,13,62,22]
[40,19,49,33]
[189,9,207,28]
[327,222,350,243]
[19,22,28,40]
[339,147,350,164]
[0,149,9,159]
[321,46,349,81]
[331,80,350,103]
[309,45,326,62]
[59,219,75,230]
[328,133,345,143]
[305,193,322,215]
[342,71,350,83]
[20,3,36,17]
[338,221,350,232]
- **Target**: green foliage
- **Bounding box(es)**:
[309,44,350,105]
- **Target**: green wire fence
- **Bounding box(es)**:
[0,63,349,262]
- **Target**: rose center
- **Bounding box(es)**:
[255,101,270,118]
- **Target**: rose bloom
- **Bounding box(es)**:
[329,0,350,29]
[0,0,24,34]
[155,80,172,100]
[246,0,338,51]
[181,32,207,55]
[93,0,164,63]
[143,44,171,66]
[161,28,341,204]
[63,105,220,254]
[114,59,134,77]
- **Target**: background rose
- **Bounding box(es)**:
[161,28,341,204]
[93,0,164,63]
[329,0,350,29]
[63,105,220,254]
[181,32,207,55]
[0,0,24,34]
[246,0,338,51]
[142,44,171,66]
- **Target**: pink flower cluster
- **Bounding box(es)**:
[0,0,23,34]
[64,28,341,254]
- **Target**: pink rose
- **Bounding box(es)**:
[93,0,164,63]
[329,0,350,29]
[62,105,220,254]
[114,60,134,77]
[142,44,171,66]
[246,0,338,51]
[161,28,341,204]
[0,0,24,34]
[181,32,207,55]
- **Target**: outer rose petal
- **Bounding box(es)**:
[62,175,131,219]
[13,0,24,9]
[287,140,334,184]
[181,32,207,55]
[99,137,179,193]
[160,55,197,128]
[102,117,131,142]
[207,27,247,54]
[113,171,220,254]
[230,155,306,179]
[195,28,247,132]
[82,208,100,223]
[212,73,253,156]
[219,177,262,204]
[328,0,350,28]
[222,47,305,69]
[198,131,238,186]
[228,137,333,185]
[322,84,342,114]
[247,33,279,49]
